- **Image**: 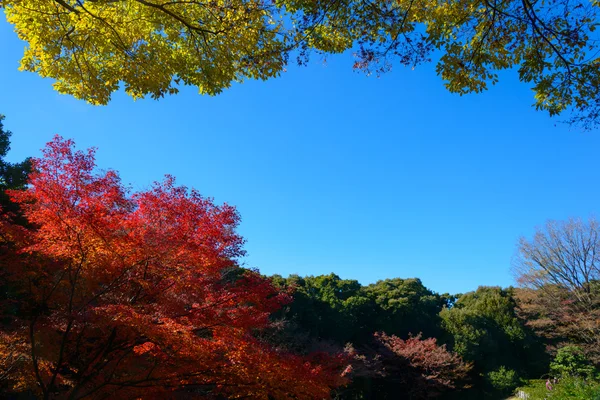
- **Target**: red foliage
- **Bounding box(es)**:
[0,136,346,399]
[375,333,471,391]
[346,333,471,399]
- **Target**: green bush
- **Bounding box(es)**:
[486,366,520,394]
[550,346,596,378]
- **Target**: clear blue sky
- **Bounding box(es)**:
[1,17,599,295]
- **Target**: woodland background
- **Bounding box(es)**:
[0,117,599,399]
[2,0,600,397]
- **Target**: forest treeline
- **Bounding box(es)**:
[1,115,599,399]
[265,274,547,399]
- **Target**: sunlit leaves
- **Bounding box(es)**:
[3,0,600,125]
[0,136,346,398]
[4,0,288,104]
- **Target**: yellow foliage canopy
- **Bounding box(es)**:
[3,0,600,126]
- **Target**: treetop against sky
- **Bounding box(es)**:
[1,4,600,294]
[2,0,600,128]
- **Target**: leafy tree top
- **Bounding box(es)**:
[2,0,600,126]
[441,286,546,378]
[0,136,347,398]
[550,345,597,378]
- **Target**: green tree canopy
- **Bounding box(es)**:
[271,273,377,345]
[270,274,448,346]
[440,286,547,387]
[365,278,448,339]
[550,345,597,378]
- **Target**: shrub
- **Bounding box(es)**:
[486,366,520,393]
[550,346,596,378]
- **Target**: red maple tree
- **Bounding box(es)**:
[343,333,471,399]
[374,333,471,392]
[0,136,346,399]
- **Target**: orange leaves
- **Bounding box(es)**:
[133,342,157,355]
[126,175,245,278]
[10,136,132,266]
[0,331,34,392]
[1,136,345,399]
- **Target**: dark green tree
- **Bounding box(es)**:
[0,115,30,219]
[365,278,448,340]
[271,273,377,345]
[269,274,464,398]
[270,274,450,347]
[440,286,547,396]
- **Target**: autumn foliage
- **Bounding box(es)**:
[344,333,471,399]
[0,136,346,399]
[513,218,600,364]
[373,333,471,393]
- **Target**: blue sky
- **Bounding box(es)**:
[1,17,599,295]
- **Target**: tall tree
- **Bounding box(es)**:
[270,273,377,346]
[440,286,547,394]
[513,217,600,364]
[3,0,600,125]
[365,278,448,340]
[0,136,345,399]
